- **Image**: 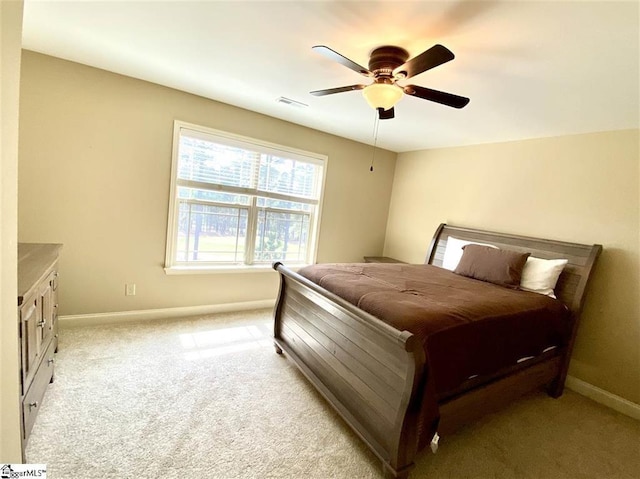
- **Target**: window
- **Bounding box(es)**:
[165,121,326,272]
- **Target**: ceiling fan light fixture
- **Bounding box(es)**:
[362,83,403,111]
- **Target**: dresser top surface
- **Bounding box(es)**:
[18,243,63,306]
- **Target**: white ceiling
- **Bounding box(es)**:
[22,1,639,152]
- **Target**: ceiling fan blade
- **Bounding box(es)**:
[404,85,470,109]
[377,107,395,120]
[310,85,366,96]
[312,45,373,77]
[393,44,455,80]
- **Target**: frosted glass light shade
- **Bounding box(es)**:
[362,83,403,111]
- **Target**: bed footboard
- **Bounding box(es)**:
[272,262,426,478]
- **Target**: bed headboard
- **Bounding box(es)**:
[425,223,602,318]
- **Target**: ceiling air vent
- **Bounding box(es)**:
[276,97,308,109]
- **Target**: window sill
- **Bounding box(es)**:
[164,263,308,275]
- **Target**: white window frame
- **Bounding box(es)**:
[164,120,327,274]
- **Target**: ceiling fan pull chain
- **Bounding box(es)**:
[370,111,380,172]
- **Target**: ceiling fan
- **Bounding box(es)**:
[310,44,470,119]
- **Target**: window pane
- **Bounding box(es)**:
[178,136,258,188]
[254,210,310,263]
[256,197,311,212]
[176,201,248,263]
[258,155,320,199]
[178,186,250,205]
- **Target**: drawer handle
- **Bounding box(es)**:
[29,401,38,410]
[37,320,46,327]
[47,358,55,366]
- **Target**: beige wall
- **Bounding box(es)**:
[1,0,24,463]
[384,130,640,404]
[18,51,396,316]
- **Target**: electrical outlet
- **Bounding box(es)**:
[125,283,136,296]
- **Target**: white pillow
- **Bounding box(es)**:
[441,236,497,271]
[519,257,568,298]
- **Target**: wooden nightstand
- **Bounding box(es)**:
[363,256,406,264]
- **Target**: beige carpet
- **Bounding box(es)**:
[26,309,639,478]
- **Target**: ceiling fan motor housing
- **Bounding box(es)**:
[368,46,409,80]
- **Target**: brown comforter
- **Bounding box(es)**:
[298,263,571,447]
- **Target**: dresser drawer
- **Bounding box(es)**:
[20,292,41,394]
[22,338,55,441]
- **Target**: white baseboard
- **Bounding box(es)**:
[59,299,275,327]
[566,375,640,420]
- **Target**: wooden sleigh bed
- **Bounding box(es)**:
[272,224,601,478]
